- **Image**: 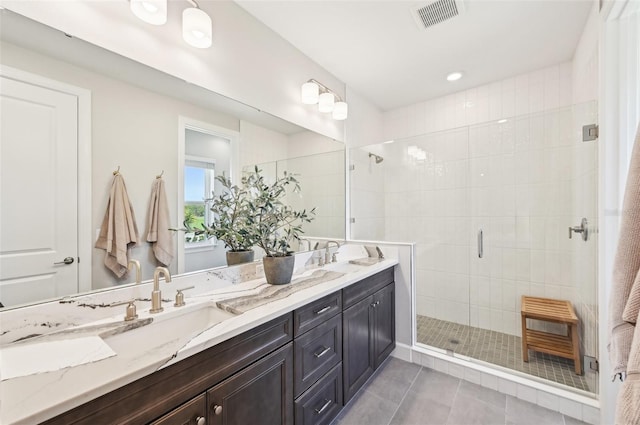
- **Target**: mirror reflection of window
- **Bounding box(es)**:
[184,156,216,248]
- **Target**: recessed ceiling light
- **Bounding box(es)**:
[497,119,508,124]
[384,140,395,144]
[446,72,463,82]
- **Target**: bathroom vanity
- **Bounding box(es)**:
[0,249,397,425]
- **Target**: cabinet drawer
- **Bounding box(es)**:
[294,291,341,337]
[342,267,394,309]
[295,363,343,425]
[150,394,206,425]
[294,313,342,397]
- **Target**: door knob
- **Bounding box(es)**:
[212,404,223,415]
[568,218,588,242]
[53,256,74,265]
[195,416,206,425]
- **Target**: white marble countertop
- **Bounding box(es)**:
[0,245,398,425]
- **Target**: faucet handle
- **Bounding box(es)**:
[174,286,195,307]
[111,299,138,321]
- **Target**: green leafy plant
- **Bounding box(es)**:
[205,173,255,252]
[245,167,315,257]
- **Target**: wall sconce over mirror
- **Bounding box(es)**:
[129,0,212,49]
[301,79,348,120]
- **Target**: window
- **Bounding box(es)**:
[184,156,216,248]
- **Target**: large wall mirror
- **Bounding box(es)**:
[0,9,346,309]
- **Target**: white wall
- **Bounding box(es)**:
[3,1,345,142]
[0,41,244,288]
[239,120,289,168]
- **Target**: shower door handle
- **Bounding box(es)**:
[477,230,483,259]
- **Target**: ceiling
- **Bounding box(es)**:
[235,0,594,111]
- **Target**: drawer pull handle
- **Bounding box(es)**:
[196,416,206,425]
[314,399,332,415]
[315,306,332,315]
[314,346,332,358]
[212,404,223,415]
[370,300,380,308]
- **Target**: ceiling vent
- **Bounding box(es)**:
[411,0,466,30]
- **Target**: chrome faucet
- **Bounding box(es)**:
[325,240,340,263]
[150,267,171,314]
[128,259,141,284]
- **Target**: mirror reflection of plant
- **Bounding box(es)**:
[246,167,315,258]
[205,173,255,252]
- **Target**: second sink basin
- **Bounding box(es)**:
[102,303,235,353]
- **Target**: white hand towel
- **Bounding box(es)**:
[95,174,139,277]
[146,178,174,266]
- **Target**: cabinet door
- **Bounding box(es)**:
[150,394,206,425]
[207,343,293,425]
[373,283,395,368]
[342,294,375,404]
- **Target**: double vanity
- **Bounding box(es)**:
[0,245,398,425]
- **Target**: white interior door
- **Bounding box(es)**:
[0,76,79,307]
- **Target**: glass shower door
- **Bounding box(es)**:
[466,102,599,394]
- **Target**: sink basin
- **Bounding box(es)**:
[101,303,235,353]
[322,262,365,274]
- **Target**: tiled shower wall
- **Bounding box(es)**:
[350,61,599,392]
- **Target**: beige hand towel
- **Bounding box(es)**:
[146,178,174,266]
[609,124,640,424]
[95,174,139,278]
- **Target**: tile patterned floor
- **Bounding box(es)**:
[331,357,590,425]
[416,316,591,392]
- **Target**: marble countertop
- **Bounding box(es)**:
[0,245,398,425]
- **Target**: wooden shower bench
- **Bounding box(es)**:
[520,296,581,374]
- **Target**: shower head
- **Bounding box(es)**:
[368,152,384,164]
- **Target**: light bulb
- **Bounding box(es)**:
[301,82,319,105]
[332,101,348,120]
[130,0,167,25]
[183,7,212,48]
[446,71,463,81]
[318,92,335,113]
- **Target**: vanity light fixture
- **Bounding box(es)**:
[300,79,348,120]
[446,71,463,82]
[130,0,212,48]
[130,0,167,25]
[182,1,212,49]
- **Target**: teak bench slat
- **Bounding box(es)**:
[520,296,581,375]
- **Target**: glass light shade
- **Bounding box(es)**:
[130,0,167,25]
[332,101,348,120]
[318,92,335,113]
[183,8,212,48]
[301,82,319,105]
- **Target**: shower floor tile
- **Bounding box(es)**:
[416,315,591,392]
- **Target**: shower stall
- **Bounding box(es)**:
[350,101,599,396]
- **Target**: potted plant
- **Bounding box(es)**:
[205,173,256,266]
[245,167,315,285]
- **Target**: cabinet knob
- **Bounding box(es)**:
[195,416,206,425]
[212,404,223,416]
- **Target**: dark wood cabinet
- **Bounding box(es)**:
[207,343,294,425]
[373,283,395,368]
[294,364,343,425]
[43,265,395,425]
[342,269,395,404]
[149,394,206,425]
[342,293,375,403]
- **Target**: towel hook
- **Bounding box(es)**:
[113,166,120,176]
[156,170,164,179]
